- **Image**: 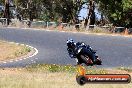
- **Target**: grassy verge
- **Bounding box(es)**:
[0,40,31,61]
[0,64,131,88]
[26,64,107,74]
[117,67,132,72]
[0,40,131,88]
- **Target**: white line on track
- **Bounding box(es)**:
[3,62,7,64]
[0,42,38,64]
[23,58,27,60]
[15,59,18,62]
[9,61,13,63]
[19,59,22,61]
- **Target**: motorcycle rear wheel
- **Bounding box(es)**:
[80,55,93,66]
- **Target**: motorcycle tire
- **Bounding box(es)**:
[96,58,102,65]
[80,55,93,66]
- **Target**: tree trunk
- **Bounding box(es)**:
[4,0,10,25]
[84,0,95,28]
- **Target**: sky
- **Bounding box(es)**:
[78,3,101,20]
[1,2,102,20]
[0,6,4,11]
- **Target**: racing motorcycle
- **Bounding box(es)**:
[67,40,102,66]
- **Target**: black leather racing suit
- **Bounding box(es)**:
[67,42,96,64]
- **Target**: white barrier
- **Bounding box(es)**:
[114,27,125,33]
[0,18,7,27]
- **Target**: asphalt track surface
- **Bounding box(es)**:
[0,28,132,68]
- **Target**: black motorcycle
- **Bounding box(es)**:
[67,42,102,66]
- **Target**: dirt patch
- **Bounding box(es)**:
[0,40,33,62]
[106,69,132,75]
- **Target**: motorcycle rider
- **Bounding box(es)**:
[67,39,96,65]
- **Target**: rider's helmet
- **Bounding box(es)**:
[67,39,76,49]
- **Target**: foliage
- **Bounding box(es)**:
[0,0,4,5]
[0,0,131,27]
[11,0,86,23]
[26,64,108,74]
[98,0,132,28]
[118,67,132,72]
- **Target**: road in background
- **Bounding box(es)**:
[0,28,132,68]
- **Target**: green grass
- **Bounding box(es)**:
[25,64,108,74]
[26,64,77,73]
[117,67,132,72]
[14,46,31,57]
[0,64,132,88]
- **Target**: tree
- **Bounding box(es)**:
[0,0,4,5]
[86,0,95,28]
[98,0,132,28]
[1,0,87,25]
[4,0,10,25]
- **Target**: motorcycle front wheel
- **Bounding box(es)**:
[95,58,102,65]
